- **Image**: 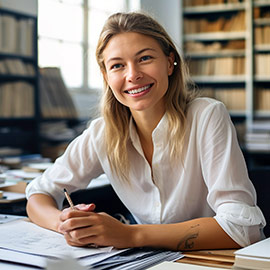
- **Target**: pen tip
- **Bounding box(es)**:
[63,188,67,193]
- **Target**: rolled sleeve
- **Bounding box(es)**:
[214,203,266,247]
[198,100,266,246]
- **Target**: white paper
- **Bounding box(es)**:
[0,219,112,258]
[148,261,229,270]
[0,248,47,268]
[0,214,24,224]
[235,238,270,259]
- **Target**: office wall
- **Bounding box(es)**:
[0,0,37,16]
[139,0,182,52]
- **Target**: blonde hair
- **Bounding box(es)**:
[96,12,196,181]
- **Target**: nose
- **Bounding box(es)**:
[126,63,143,82]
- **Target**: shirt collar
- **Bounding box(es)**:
[129,113,168,148]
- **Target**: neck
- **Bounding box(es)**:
[131,108,165,139]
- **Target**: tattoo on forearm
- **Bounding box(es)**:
[176,224,200,251]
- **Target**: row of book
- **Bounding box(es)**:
[255,26,270,45]
[183,0,246,6]
[245,121,270,152]
[39,67,78,119]
[0,14,34,56]
[184,11,245,34]
[203,87,270,111]
[188,56,245,76]
[255,88,270,111]
[0,58,35,76]
[254,6,270,20]
[184,40,245,53]
[202,88,245,110]
[0,82,34,117]
[255,54,270,76]
[0,68,78,119]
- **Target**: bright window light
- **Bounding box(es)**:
[38,0,127,90]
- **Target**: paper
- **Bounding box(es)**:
[0,219,183,270]
[0,248,47,268]
[235,238,270,259]
[0,214,24,224]
[89,248,183,270]
[0,219,112,258]
[0,191,26,203]
[147,261,229,269]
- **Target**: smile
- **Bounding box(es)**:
[125,84,153,95]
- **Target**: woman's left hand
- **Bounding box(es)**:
[59,207,135,248]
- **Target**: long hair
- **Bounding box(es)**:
[96,12,196,181]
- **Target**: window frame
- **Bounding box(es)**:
[38,0,132,93]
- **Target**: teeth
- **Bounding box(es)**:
[127,85,151,94]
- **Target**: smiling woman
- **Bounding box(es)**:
[102,32,174,114]
[26,12,266,252]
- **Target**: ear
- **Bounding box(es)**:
[167,52,175,76]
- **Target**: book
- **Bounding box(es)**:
[233,238,270,270]
[39,67,78,119]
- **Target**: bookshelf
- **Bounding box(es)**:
[0,5,81,160]
[253,1,270,117]
[181,0,270,168]
[182,0,270,125]
[0,7,40,154]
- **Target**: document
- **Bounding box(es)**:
[233,237,270,270]
[0,214,24,224]
[0,219,182,269]
[148,261,229,269]
[0,219,112,258]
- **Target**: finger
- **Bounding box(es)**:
[68,225,97,241]
[75,203,96,212]
[60,208,94,222]
[63,232,88,247]
[59,214,97,233]
[63,225,100,247]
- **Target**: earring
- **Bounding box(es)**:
[174,62,177,66]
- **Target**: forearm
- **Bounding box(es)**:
[131,217,240,251]
[26,193,62,232]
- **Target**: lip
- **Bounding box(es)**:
[124,83,154,96]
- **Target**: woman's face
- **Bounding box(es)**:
[102,32,174,115]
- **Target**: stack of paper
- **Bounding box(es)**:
[148,261,233,269]
[233,238,270,270]
[0,218,183,269]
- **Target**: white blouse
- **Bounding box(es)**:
[26,98,266,247]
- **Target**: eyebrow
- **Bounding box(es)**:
[106,47,156,64]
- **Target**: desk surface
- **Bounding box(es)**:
[180,249,236,269]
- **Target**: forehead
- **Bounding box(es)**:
[103,32,162,59]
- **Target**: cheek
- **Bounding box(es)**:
[106,75,125,102]
[107,73,122,92]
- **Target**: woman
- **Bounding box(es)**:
[26,12,265,251]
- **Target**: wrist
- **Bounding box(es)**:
[129,224,146,247]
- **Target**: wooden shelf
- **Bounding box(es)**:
[182,0,270,123]
[183,3,246,15]
[184,32,246,42]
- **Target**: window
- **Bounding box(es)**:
[38,0,128,90]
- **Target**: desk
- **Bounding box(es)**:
[179,249,235,269]
[0,217,236,270]
[0,175,110,216]
[0,181,27,216]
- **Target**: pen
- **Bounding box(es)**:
[63,188,75,210]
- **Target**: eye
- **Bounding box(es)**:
[111,63,123,70]
[140,55,152,62]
